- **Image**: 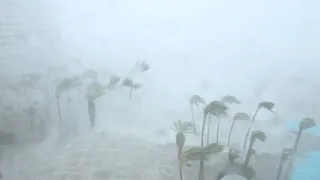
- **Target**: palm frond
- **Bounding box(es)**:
[190,95,205,107]
[258,101,274,112]
[181,143,224,163]
[299,117,316,130]
[233,112,250,121]
[204,101,228,117]
[135,61,150,72]
[171,120,195,134]
[132,84,142,89]
[86,81,106,100]
[252,130,267,142]
[122,78,133,87]
[109,75,120,85]
[56,77,82,97]
[221,95,241,104]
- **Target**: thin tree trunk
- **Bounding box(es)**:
[191,104,196,134]
[243,107,259,149]
[88,100,96,128]
[56,96,62,125]
[199,114,207,180]
[228,119,236,146]
[243,137,255,169]
[207,114,211,145]
[179,159,183,180]
[276,153,286,180]
[284,130,302,180]
[129,84,133,99]
[216,116,220,143]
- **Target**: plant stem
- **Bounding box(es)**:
[243,107,259,149]
[207,114,211,145]
[243,135,255,169]
[275,152,286,180]
[228,118,236,147]
[191,104,196,134]
[199,113,207,180]
[216,116,220,144]
[283,130,302,180]
[56,96,62,126]
[179,160,183,180]
[129,84,133,100]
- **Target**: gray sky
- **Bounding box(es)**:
[2,0,320,123]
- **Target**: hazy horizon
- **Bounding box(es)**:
[0,0,319,179]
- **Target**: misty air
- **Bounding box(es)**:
[0,0,320,180]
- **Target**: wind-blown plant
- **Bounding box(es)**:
[171,120,195,160]
[24,103,44,131]
[243,130,267,170]
[276,148,293,180]
[131,60,150,73]
[122,61,150,100]
[207,101,228,144]
[243,101,274,149]
[228,112,250,146]
[122,78,142,99]
[171,120,195,180]
[105,75,120,91]
[86,81,107,128]
[199,101,228,180]
[221,95,241,104]
[283,117,316,180]
[189,95,206,134]
[55,77,83,124]
[181,143,224,180]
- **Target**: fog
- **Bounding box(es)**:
[0,0,320,180]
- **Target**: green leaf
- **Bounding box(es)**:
[299,117,316,130]
[252,130,267,142]
[86,81,106,100]
[132,84,142,89]
[122,78,133,87]
[181,143,224,163]
[109,75,120,85]
[171,120,195,134]
[233,112,250,121]
[135,61,150,72]
[56,77,83,97]
[221,95,241,104]
[258,101,274,112]
[190,95,206,107]
[204,101,228,117]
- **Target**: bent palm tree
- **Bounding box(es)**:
[122,78,142,99]
[199,101,228,180]
[171,120,195,180]
[55,77,83,125]
[24,105,44,131]
[182,143,224,180]
[221,95,241,104]
[86,81,107,128]
[190,95,206,134]
[243,101,274,149]
[243,130,267,170]
[283,117,316,180]
[276,148,293,180]
[228,112,250,146]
